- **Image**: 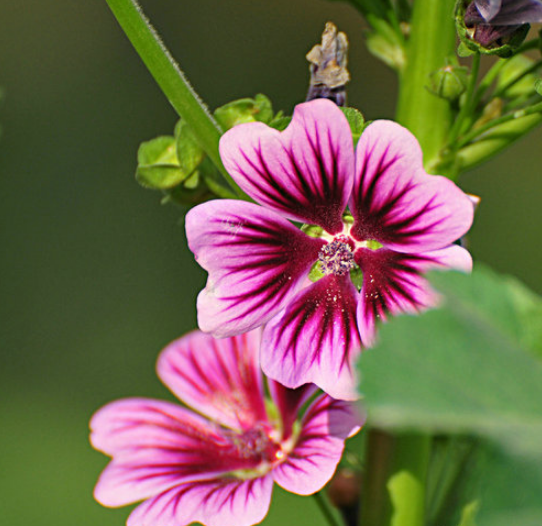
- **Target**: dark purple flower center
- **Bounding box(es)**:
[318,237,356,276]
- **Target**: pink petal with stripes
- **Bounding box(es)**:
[356,244,473,346]
[350,120,473,253]
[261,274,362,401]
[157,330,267,430]
[273,395,364,495]
[127,476,274,526]
[186,200,323,337]
[219,99,354,234]
[91,398,276,507]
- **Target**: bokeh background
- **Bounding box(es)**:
[1,1,541,525]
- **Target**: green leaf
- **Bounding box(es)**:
[340,107,365,144]
[214,94,274,130]
[357,266,542,457]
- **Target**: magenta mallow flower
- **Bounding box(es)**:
[186,99,474,400]
[465,0,542,46]
[90,329,363,526]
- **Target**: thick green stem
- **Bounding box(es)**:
[387,435,431,526]
[105,0,245,197]
[396,0,457,170]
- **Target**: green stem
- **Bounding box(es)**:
[396,0,457,170]
[457,100,542,147]
[491,59,542,100]
[104,0,246,198]
[387,435,431,526]
[313,491,342,526]
[447,53,481,146]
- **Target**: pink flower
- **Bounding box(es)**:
[186,99,474,400]
[90,330,363,526]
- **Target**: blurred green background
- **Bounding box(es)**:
[0,1,541,525]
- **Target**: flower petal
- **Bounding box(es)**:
[350,120,474,253]
[273,395,364,495]
[157,330,268,431]
[261,274,362,401]
[219,99,354,234]
[127,476,274,526]
[186,200,324,337]
[355,245,473,347]
[475,0,502,21]
[479,0,542,24]
[90,398,271,506]
[267,381,317,440]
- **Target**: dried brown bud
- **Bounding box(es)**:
[306,22,350,106]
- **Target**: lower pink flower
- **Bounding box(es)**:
[90,330,364,526]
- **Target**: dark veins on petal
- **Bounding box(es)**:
[275,275,359,370]
[212,215,323,322]
[239,126,345,234]
[356,248,432,321]
[352,145,444,245]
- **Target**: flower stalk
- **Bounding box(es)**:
[104,0,245,198]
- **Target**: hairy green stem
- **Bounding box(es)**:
[105,0,246,198]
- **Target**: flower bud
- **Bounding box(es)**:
[456,0,530,57]
[427,65,469,102]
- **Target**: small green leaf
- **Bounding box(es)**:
[535,78,542,96]
[214,94,274,130]
[340,107,365,144]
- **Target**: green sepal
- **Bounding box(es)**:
[427,64,469,102]
[136,136,186,189]
[214,94,274,130]
[174,119,206,176]
[455,0,530,58]
[268,114,291,131]
[340,107,365,144]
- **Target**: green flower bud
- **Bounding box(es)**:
[214,94,274,130]
[427,65,469,102]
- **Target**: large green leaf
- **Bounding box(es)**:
[357,266,542,456]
